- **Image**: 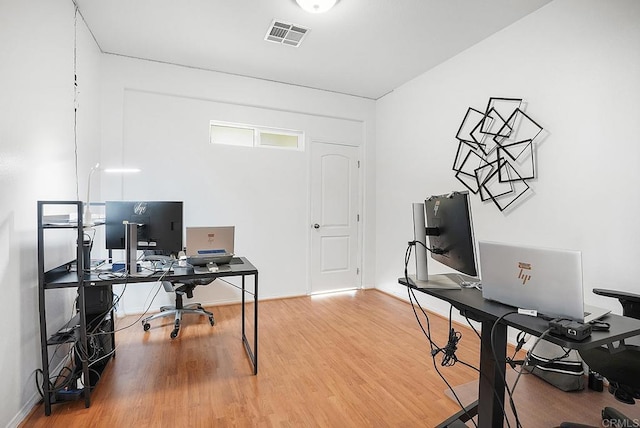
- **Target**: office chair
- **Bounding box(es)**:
[141,278,215,339]
[560,288,640,428]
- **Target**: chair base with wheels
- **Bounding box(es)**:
[142,279,215,339]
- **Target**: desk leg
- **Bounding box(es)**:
[241,273,258,375]
[437,401,479,428]
[254,273,258,374]
[242,274,245,339]
[478,319,507,428]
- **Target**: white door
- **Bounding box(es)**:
[310,142,360,294]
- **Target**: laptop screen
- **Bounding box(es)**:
[186,226,235,256]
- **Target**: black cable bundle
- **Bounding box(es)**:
[433,328,462,366]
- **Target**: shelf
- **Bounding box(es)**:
[47,314,80,345]
[42,264,78,288]
[42,220,105,229]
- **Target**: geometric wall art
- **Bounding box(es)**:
[453,97,544,212]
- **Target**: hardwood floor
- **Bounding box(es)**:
[23,289,482,427]
[22,289,639,427]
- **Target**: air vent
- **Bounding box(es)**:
[264,20,309,47]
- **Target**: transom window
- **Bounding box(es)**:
[210,121,304,151]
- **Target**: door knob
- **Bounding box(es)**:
[313,223,320,229]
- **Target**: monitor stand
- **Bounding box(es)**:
[407,273,462,290]
[124,222,138,276]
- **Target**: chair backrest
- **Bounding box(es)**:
[581,288,640,395]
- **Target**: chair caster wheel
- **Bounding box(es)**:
[143,323,151,331]
[170,329,179,339]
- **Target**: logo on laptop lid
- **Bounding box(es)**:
[518,262,532,285]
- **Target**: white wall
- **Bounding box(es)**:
[0,0,102,426]
[375,0,640,321]
[98,55,376,313]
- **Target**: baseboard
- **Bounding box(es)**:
[12,356,72,427]
[117,292,313,318]
[8,391,41,428]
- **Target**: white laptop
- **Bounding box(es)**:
[186,226,235,255]
[478,241,609,323]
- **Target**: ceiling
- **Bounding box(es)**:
[75,0,552,100]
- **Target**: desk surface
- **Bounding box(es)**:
[399,276,640,350]
[45,257,258,289]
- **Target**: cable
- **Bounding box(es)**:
[75,260,176,369]
[408,239,446,255]
[112,280,166,332]
[406,287,479,428]
[433,306,463,367]
[463,314,482,340]
[84,258,176,335]
[405,240,522,427]
[41,345,78,397]
[404,241,476,369]
[73,3,79,201]
[34,369,44,398]
[510,328,552,393]
[405,240,480,427]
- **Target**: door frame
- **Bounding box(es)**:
[307,139,363,295]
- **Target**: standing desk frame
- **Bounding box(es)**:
[398,277,640,428]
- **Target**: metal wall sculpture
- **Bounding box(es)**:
[453,97,543,212]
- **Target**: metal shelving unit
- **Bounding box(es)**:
[37,200,112,416]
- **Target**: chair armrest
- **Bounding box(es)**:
[593,288,640,301]
[593,288,640,319]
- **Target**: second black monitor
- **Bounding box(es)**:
[105,201,183,256]
[424,191,478,277]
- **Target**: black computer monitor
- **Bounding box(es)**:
[424,191,478,277]
[105,201,183,256]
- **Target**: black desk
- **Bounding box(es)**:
[41,257,258,415]
[86,257,257,374]
[398,277,640,428]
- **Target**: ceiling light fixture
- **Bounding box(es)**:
[296,0,337,14]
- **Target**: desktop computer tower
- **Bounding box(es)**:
[74,285,114,387]
[82,285,113,321]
